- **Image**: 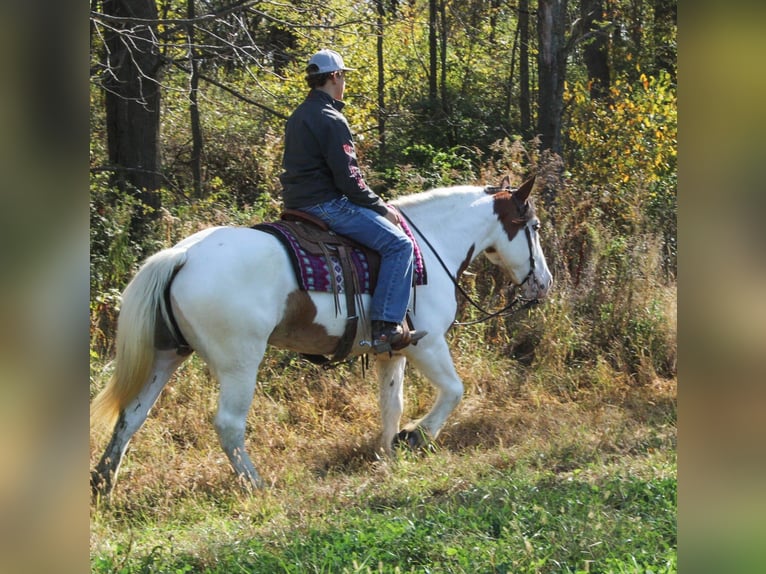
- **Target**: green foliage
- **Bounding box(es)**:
[378,143,477,192]
[89,174,156,354]
[564,70,677,264]
[530,187,676,384]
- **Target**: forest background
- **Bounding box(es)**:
[90,0,677,363]
[88,0,680,572]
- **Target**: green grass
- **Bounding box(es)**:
[272,473,675,574]
[91,441,675,573]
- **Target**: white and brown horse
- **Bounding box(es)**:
[90,176,552,496]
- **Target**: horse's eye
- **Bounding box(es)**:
[532,222,540,232]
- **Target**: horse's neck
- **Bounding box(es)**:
[397,187,495,275]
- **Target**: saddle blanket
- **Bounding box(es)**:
[255,217,427,294]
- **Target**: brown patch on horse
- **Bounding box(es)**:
[491,175,536,242]
[268,290,340,355]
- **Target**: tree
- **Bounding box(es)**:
[92,0,295,210]
[101,0,163,229]
[187,0,203,197]
[428,0,438,107]
[375,0,387,157]
[652,0,677,80]
[537,0,569,153]
[439,0,448,123]
[581,0,611,99]
[519,0,532,139]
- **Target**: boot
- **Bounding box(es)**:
[371,320,427,354]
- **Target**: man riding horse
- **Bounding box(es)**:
[279,48,426,354]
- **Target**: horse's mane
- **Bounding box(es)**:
[392,185,484,210]
[393,184,536,222]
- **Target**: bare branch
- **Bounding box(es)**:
[91,0,257,27]
[196,70,289,120]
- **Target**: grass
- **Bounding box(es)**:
[90,343,676,573]
[91,452,676,573]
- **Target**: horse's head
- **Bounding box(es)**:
[484,175,553,301]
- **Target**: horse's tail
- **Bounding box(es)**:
[90,246,188,430]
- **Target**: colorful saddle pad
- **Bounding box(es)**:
[253,216,427,294]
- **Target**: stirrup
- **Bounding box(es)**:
[371,323,427,354]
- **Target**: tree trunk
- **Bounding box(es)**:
[375,0,387,157]
[439,0,450,142]
[505,18,519,124]
[187,0,203,197]
[428,0,438,108]
[581,0,610,99]
[102,0,162,226]
[652,0,677,80]
[536,0,568,153]
[519,0,531,139]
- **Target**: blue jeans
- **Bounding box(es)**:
[302,196,414,324]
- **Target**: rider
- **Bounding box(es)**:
[279,49,426,353]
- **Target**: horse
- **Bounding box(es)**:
[90,175,553,496]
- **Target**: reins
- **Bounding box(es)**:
[397,207,539,327]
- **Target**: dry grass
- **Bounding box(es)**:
[90,337,676,512]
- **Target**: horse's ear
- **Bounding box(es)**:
[515,174,536,203]
[499,175,511,190]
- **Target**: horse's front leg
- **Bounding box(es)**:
[401,339,464,449]
[376,354,407,456]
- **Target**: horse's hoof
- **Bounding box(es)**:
[90,470,112,501]
[393,426,434,452]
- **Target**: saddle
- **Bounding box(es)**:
[279,208,381,294]
[253,208,426,365]
[253,210,377,365]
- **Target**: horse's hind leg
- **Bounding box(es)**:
[211,342,267,490]
[91,350,186,498]
[376,355,407,456]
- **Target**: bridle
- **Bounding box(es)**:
[507,190,538,293]
[398,191,540,327]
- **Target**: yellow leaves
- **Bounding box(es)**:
[565,70,676,232]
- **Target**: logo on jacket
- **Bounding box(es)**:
[344,143,367,190]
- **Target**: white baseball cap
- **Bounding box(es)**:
[306,49,356,74]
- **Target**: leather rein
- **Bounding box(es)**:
[398,192,539,327]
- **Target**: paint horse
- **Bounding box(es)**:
[90,176,553,496]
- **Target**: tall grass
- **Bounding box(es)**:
[90,337,675,571]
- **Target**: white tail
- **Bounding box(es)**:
[90,247,188,429]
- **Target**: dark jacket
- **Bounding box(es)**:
[280,90,388,215]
